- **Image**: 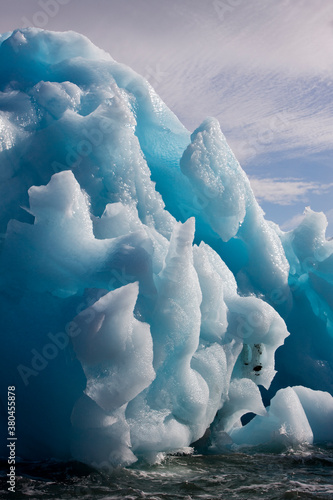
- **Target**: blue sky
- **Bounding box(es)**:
[1,0,332,235]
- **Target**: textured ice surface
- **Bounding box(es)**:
[0,29,332,469]
[227,386,333,449]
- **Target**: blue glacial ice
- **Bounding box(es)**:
[0,29,332,469]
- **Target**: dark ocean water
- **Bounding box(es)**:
[1,446,333,500]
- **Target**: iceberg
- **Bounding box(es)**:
[0,28,332,469]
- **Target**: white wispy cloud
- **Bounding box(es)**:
[1,0,332,233]
[281,208,333,233]
[281,212,307,232]
[249,177,333,206]
[124,0,333,166]
[324,208,333,226]
[2,1,333,157]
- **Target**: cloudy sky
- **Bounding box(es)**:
[1,0,332,235]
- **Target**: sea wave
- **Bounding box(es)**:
[1,445,333,499]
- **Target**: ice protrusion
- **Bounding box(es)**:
[150,218,202,369]
[70,282,155,469]
[180,117,248,242]
[293,386,333,443]
[194,242,289,390]
[227,386,333,449]
[193,243,228,342]
[279,207,333,332]
[72,282,155,412]
[180,117,290,297]
[210,378,267,450]
[230,387,313,448]
[128,220,228,452]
